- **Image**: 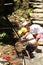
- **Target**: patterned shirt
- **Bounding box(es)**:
[21,32,36,45]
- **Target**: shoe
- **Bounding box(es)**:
[36,49,42,53]
[30,53,35,59]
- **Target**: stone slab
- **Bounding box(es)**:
[24,46,43,65]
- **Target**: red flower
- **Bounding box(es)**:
[3,55,11,61]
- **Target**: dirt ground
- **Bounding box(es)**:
[0,44,23,65]
[0,44,43,65]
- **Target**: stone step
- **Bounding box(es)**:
[33,9,43,12]
[30,17,43,21]
[32,20,43,24]
[30,13,43,18]
[35,0,42,1]
[24,53,43,65]
[29,2,43,5]
[33,4,43,8]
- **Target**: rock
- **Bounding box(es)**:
[15,42,24,52]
